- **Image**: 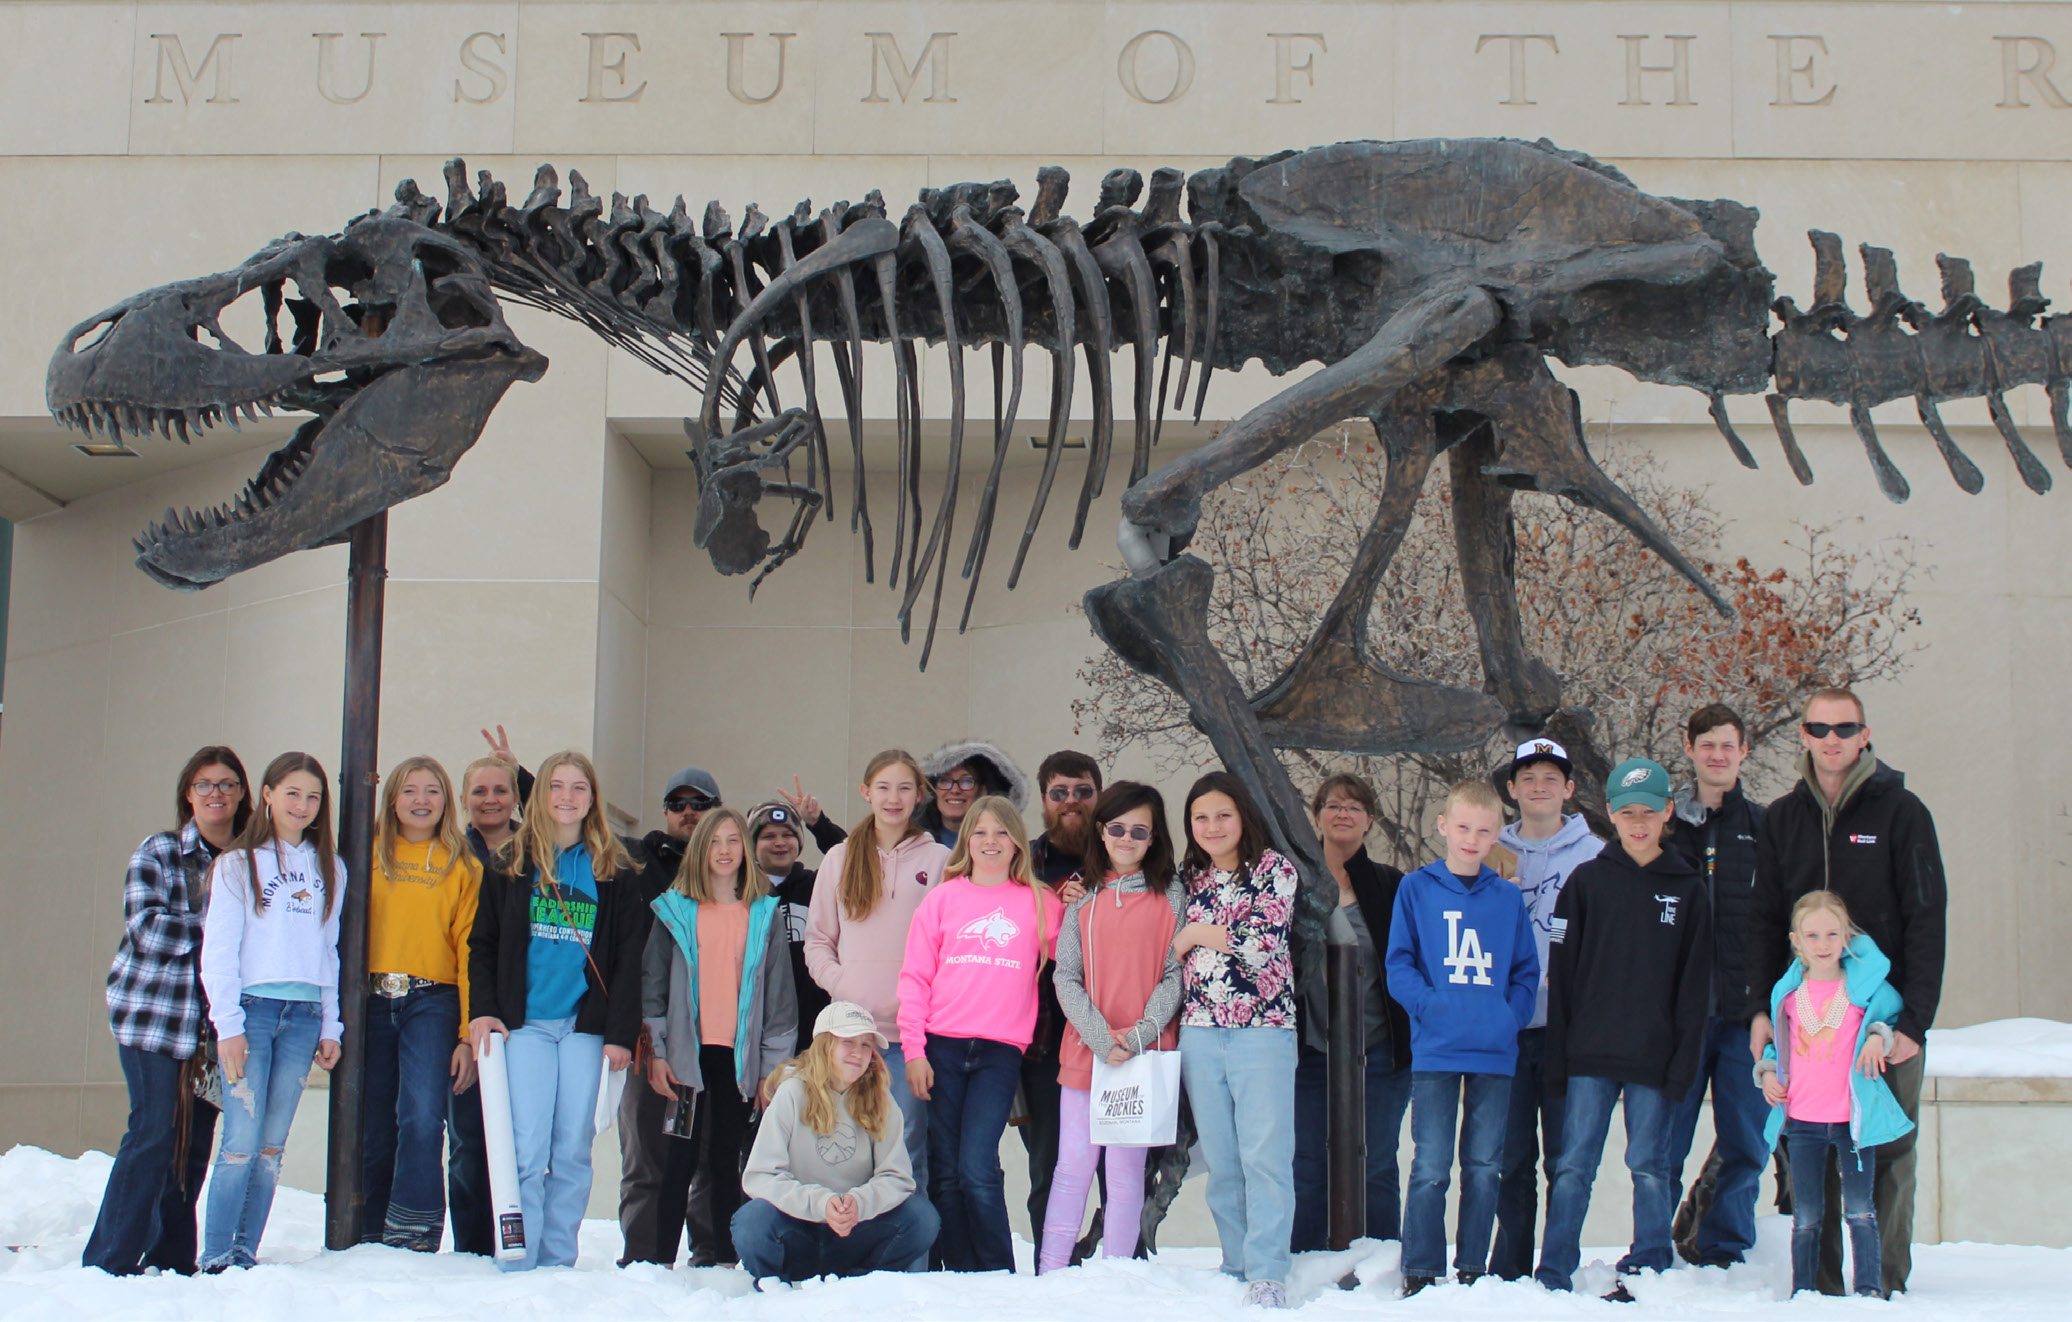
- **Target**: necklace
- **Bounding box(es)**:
[1792,979,1849,1057]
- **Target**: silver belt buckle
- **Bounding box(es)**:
[373,972,413,998]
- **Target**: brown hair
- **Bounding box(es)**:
[1037,749,1103,795]
[501,750,634,884]
[1083,781,1177,894]
[1684,703,1749,747]
[673,807,770,903]
[376,755,471,879]
[768,1032,896,1141]
[1181,772,1271,877]
[226,751,340,919]
[174,745,253,836]
[1309,772,1378,819]
[1805,686,1867,723]
[839,749,928,921]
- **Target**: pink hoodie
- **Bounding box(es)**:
[897,877,1064,1052]
[804,831,951,1042]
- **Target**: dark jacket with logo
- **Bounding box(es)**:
[1545,842,1712,1100]
[1670,781,1766,1020]
[1748,756,1946,1043]
[468,851,650,1049]
[1026,832,1087,1060]
[772,813,849,1053]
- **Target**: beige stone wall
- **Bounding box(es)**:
[3,0,2070,1165]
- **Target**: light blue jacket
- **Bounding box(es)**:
[641,891,797,1104]
[1758,933,1915,1151]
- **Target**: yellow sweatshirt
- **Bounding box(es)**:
[368,838,482,1037]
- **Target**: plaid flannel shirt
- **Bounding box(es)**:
[105,820,219,1057]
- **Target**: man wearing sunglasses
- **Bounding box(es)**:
[1746,687,1946,1298]
[621,767,724,1266]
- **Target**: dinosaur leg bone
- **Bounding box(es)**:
[1118,283,1501,564]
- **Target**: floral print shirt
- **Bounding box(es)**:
[1180,848,1299,1030]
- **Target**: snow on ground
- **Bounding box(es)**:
[1924,1019,2072,1078]
[7,1147,2072,1320]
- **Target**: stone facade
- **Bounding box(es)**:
[2,2,2069,1177]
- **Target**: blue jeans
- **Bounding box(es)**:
[1534,1076,1677,1291]
[1492,1028,1563,1279]
[1664,1016,1771,1263]
[923,1035,1023,1272]
[1787,1120,1880,1297]
[83,1045,218,1275]
[202,997,322,1269]
[501,1016,604,1270]
[360,984,461,1249]
[1181,1024,1297,1284]
[1402,1071,1510,1278]
[447,1078,494,1255]
[733,1194,941,1282]
[1292,1042,1413,1247]
[882,1040,930,1194]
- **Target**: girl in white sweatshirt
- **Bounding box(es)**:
[197,752,345,1271]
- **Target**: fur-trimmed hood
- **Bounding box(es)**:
[920,739,1029,812]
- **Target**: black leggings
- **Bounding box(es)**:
[654,1045,754,1265]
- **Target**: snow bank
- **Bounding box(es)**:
[9,1146,2072,1320]
[1926,1018,2072,1078]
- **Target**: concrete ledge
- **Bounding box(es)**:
[1930,1076,2072,1104]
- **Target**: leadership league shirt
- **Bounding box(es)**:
[897,877,1063,1052]
[525,844,600,1022]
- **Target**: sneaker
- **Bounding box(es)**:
[1243,1280,1290,1309]
[1401,1274,1439,1297]
[1602,1281,1637,1303]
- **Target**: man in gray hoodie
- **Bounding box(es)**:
[1488,739,1604,1280]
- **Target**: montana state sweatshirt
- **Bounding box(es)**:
[896,876,1064,1052]
[1544,841,1712,1100]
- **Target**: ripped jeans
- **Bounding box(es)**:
[201,996,322,1270]
[1785,1119,1881,1297]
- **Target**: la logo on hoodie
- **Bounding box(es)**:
[1384,861,1540,1076]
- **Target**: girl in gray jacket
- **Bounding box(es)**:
[641,807,797,1265]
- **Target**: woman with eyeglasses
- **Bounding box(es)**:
[85,747,252,1277]
[917,741,1028,848]
[1038,782,1187,1271]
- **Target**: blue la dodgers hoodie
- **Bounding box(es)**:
[1384,861,1539,1075]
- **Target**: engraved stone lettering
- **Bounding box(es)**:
[1770,34,1835,107]
[723,32,794,105]
[145,32,241,105]
[1475,34,1557,106]
[454,31,509,105]
[862,31,957,103]
[1996,36,2072,109]
[1267,32,1326,105]
[1118,30,1196,105]
[581,32,646,103]
[314,32,384,106]
[1618,34,1696,106]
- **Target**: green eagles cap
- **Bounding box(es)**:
[1606,757,1671,812]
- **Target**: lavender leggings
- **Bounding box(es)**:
[1038,1086,1148,1272]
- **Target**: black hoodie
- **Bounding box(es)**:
[1545,839,1712,1101]
[1747,757,1946,1043]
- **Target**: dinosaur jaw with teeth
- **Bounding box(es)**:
[113,349,545,590]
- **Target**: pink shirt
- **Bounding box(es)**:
[897,877,1063,1051]
[1784,978,1864,1123]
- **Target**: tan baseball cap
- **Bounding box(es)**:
[813,1000,889,1050]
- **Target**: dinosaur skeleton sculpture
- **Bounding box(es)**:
[45,137,2071,943]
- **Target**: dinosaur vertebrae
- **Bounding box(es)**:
[394,160,1219,663]
[1767,230,2069,502]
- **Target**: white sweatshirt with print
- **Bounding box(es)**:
[200,839,346,1040]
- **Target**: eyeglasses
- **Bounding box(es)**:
[1102,822,1153,842]
[1046,784,1097,803]
[191,779,243,796]
[934,775,978,793]
[665,793,718,813]
[1319,801,1368,816]
[1801,721,1865,740]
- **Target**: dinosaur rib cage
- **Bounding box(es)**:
[389,159,1220,662]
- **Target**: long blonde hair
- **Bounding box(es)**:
[376,755,471,877]
[499,750,633,884]
[768,1033,895,1141]
[1788,889,1860,966]
[943,796,1047,965]
[673,807,770,903]
[839,749,928,921]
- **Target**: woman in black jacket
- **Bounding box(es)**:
[1292,773,1415,1250]
[468,750,649,1271]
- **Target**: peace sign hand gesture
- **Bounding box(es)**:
[781,775,824,826]
[480,725,517,765]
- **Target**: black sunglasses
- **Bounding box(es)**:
[1801,721,1865,740]
[1047,784,1098,803]
[1102,822,1153,842]
[665,793,719,813]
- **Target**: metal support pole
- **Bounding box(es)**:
[325,512,387,1251]
[1325,931,1367,1251]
